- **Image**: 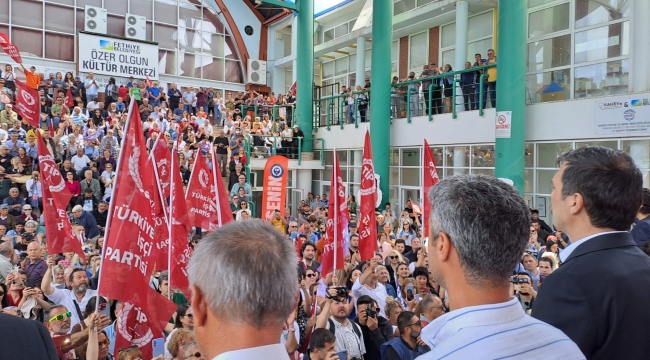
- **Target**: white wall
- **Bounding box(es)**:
[223,0,262,61]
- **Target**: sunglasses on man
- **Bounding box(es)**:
[48,311,72,322]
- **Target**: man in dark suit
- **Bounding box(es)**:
[533,146,650,359]
[0,313,58,359]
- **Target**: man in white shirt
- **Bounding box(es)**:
[42,257,103,332]
[352,256,388,318]
[189,220,296,359]
[419,174,584,359]
[70,148,90,176]
[84,73,98,102]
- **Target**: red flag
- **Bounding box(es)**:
[411,203,422,214]
[260,156,289,221]
[423,139,440,236]
[210,146,234,229]
[36,131,85,259]
[14,79,40,128]
[65,88,75,108]
[145,76,152,88]
[289,81,297,96]
[98,100,157,309]
[149,136,171,271]
[0,33,23,64]
[113,287,176,360]
[48,119,55,136]
[169,143,192,294]
[321,151,349,275]
[152,137,171,199]
[358,131,378,260]
[185,150,216,231]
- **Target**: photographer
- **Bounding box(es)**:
[513,273,536,315]
[355,295,393,360]
[316,287,366,360]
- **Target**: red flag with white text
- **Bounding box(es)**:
[37,131,85,259]
[260,155,289,221]
[209,147,234,229]
[321,151,349,275]
[98,100,157,309]
[170,143,192,294]
[185,150,216,231]
[423,139,440,236]
[150,136,172,270]
[65,88,75,109]
[14,79,40,128]
[113,287,176,360]
[152,137,171,199]
[358,131,378,260]
[0,33,23,64]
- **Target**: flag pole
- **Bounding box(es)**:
[211,145,222,229]
[333,148,337,279]
[94,99,136,314]
[168,143,175,300]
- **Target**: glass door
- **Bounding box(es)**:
[290,189,304,217]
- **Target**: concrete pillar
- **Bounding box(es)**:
[454,1,469,112]
[356,36,366,89]
[370,0,393,206]
[495,0,528,194]
[296,0,314,151]
[291,16,298,82]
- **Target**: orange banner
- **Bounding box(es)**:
[261,156,289,221]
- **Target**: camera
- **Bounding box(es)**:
[511,277,529,284]
[333,287,348,297]
[364,308,376,318]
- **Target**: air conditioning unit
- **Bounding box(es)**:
[85,6,107,34]
[125,13,147,41]
[247,59,267,85]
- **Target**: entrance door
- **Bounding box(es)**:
[290,189,304,217]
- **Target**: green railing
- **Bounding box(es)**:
[242,134,325,167]
[313,63,497,128]
[238,104,296,124]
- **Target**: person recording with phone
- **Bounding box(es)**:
[354,295,393,360]
[513,273,537,315]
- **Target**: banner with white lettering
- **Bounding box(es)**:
[593,96,650,135]
[261,156,289,221]
[78,32,159,80]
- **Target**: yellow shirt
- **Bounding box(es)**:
[271,218,286,234]
[487,58,497,82]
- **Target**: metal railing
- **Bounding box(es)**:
[242,134,325,166]
[238,104,296,125]
[312,63,497,127]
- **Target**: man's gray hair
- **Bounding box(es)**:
[159,270,168,283]
[419,294,439,312]
[188,220,297,328]
[43,305,67,324]
[0,240,13,256]
[428,174,530,287]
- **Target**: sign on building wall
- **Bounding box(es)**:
[78,33,159,80]
[594,96,650,135]
[495,111,512,138]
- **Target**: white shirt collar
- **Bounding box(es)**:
[559,231,626,263]
[421,297,523,349]
[212,344,289,360]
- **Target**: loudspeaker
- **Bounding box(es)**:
[85,6,107,34]
[247,59,267,85]
[125,13,147,41]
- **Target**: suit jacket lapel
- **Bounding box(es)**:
[564,232,636,263]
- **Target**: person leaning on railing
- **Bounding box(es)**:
[461,62,477,111]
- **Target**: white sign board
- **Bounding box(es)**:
[78,33,159,80]
[594,96,650,135]
[495,111,512,138]
[351,0,373,31]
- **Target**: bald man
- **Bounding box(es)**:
[24,242,47,288]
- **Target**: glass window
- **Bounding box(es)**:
[335,58,348,76]
[154,23,178,49]
[158,50,177,75]
[472,169,495,177]
[575,22,629,64]
[390,167,399,185]
[340,168,348,182]
[472,145,495,167]
[350,167,361,183]
[312,169,321,181]
[48,0,74,5]
[621,140,650,169]
[324,29,334,42]
[536,169,556,194]
[202,57,224,81]
[409,32,428,72]
[446,168,469,177]
[45,4,75,34]
[12,27,42,57]
[526,68,571,104]
[334,23,348,38]
[537,142,573,168]
[467,38,494,64]
[323,168,332,181]
[180,53,199,77]
[130,0,153,20]
[179,3,201,28]
[337,150,348,166]
[107,15,126,37]
[106,0,128,15]
[525,143,535,167]
[446,146,469,167]
[323,61,334,79]
[179,28,201,52]
[207,34,224,57]
[45,33,74,62]
[468,11,494,42]
[12,0,43,28]
[430,147,444,167]
[441,22,455,48]
[78,0,101,6]
[392,40,399,63]
[575,140,617,149]
[528,3,570,39]
[225,60,243,83]
[524,169,533,193]
[0,0,7,24]
[401,148,421,167]
[575,0,630,29]
[390,149,399,166]
[349,150,363,166]
[529,0,559,8]
[441,49,455,71]
[401,168,420,187]
[527,35,571,71]
[224,36,240,60]
[365,49,372,69]
[395,0,416,16]
[574,59,629,99]
[349,54,357,73]
[154,0,178,24]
